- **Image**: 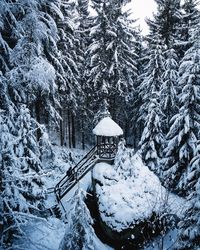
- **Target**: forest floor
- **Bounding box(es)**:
[14,146,186,250]
[14,146,112,250]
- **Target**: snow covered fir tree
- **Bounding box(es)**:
[1,0,200,249]
[59,188,96,250]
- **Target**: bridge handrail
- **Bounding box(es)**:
[57,148,97,191]
[57,156,98,200]
[76,147,97,172]
[54,145,97,191]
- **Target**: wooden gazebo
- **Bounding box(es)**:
[93,117,123,160]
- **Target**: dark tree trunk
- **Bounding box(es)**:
[68,109,72,148]
[72,112,76,148]
[81,118,85,150]
[125,119,128,142]
[59,108,64,146]
[63,107,67,146]
[35,99,42,141]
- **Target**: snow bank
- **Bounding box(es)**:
[93,154,185,232]
[15,218,66,250]
[15,217,113,250]
[93,117,123,136]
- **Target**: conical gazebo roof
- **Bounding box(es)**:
[93,117,123,137]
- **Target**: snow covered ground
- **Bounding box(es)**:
[15,216,113,250]
[14,146,113,250]
[14,218,66,250]
[14,147,186,250]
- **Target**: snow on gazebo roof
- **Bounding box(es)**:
[93,117,123,137]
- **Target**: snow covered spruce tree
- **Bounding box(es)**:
[0,1,61,246]
[76,0,91,57]
[140,91,164,173]
[86,0,138,120]
[0,1,13,75]
[14,105,44,177]
[0,109,15,246]
[75,0,93,148]
[139,39,165,172]
[177,0,199,58]
[147,0,181,48]
[140,0,181,141]
[93,99,111,126]
[76,0,91,90]
[9,1,57,107]
[1,105,46,247]
[163,25,200,194]
[59,188,95,250]
[57,0,81,105]
[6,0,69,132]
[160,48,179,133]
[130,32,147,147]
[176,141,200,249]
[55,0,81,147]
[138,40,165,123]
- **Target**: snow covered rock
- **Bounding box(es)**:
[93,160,165,231]
[92,154,185,246]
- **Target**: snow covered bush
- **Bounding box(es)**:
[1,105,48,247]
[39,124,54,164]
[114,139,135,179]
[176,141,200,249]
[176,183,200,249]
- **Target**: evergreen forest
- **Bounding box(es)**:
[0,0,200,249]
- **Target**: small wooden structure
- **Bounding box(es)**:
[93,117,123,159]
[54,116,123,203]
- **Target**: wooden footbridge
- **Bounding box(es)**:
[54,145,98,201]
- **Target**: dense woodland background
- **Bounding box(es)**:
[0,0,200,249]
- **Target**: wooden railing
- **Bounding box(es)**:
[54,146,98,201]
[97,143,117,159]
